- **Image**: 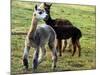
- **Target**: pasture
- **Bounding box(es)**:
[11,0,96,74]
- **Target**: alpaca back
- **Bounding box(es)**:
[52,26,82,39]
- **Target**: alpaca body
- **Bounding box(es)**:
[26,24,56,48]
[45,19,82,56]
[23,5,57,71]
[53,26,82,39]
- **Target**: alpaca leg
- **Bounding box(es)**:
[32,47,39,70]
[76,40,81,57]
[58,39,62,56]
[51,48,57,70]
[72,40,77,56]
[56,39,59,52]
[38,46,46,64]
[62,40,67,52]
[23,46,30,70]
[67,38,73,53]
[48,42,57,70]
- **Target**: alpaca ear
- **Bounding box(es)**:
[44,2,52,7]
[34,4,37,10]
[48,3,52,6]
[44,2,47,6]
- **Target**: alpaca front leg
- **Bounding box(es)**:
[76,40,81,57]
[58,39,62,56]
[38,46,46,64]
[62,40,67,52]
[23,46,30,70]
[48,42,57,70]
[72,42,76,56]
[32,47,39,70]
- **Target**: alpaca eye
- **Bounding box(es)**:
[39,11,42,14]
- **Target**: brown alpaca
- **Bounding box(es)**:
[43,3,74,56]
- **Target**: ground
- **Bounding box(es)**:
[11,0,96,74]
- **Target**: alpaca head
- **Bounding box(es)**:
[43,3,52,14]
[33,4,48,20]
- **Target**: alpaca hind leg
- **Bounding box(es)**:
[23,46,30,70]
[76,40,81,57]
[48,42,57,70]
[32,47,39,70]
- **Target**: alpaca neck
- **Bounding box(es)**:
[30,16,37,32]
[28,15,38,38]
[44,15,54,26]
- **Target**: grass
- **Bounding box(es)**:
[11,0,96,74]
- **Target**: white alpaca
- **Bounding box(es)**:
[23,4,57,71]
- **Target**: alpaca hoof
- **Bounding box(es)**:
[33,65,37,70]
[62,50,65,52]
[23,58,28,69]
[23,67,29,74]
[52,68,55,71]
[32,69,37,73]
[25,65,28,70]
[59,55,62,56]
[59,54,62,56]
[78,54,81,57]
[67,49,72,52]
[72,54,74,56]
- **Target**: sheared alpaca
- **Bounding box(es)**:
[23,4,57,71]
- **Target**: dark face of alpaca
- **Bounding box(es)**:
[43,3,73,26]
[42,3,54,25]
[44,3,52,15]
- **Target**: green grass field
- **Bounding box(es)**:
[11,0,96,74]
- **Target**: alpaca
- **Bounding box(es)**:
[43,3,73,53]
[39,3,82,56]
[23,4,57,71]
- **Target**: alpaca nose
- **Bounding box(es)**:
[45,15,49,20]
